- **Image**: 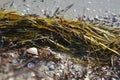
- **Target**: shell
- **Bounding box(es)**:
[26,47,38,55]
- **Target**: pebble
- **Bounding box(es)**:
[27,62,35,68]
[112,78,117,80]
[48,64,55,71]
[45,76,54,80]
[72,78,76,80]
[55,53,62,60]
[58,69,63,73]
[39,64,48,71]
[1,47,120,80]
[30,72,36,77]
[8,77,15,80]
[9,52,18,58]
[106,71,111,75]
[76,71,83,78]
[46,61,55,71]
[26,47,38,55]
[12,59,19,65]
[51,51,56,55]
[78,65,83,71]
[55,72,61,77]
[46,71,54,77]
[60,64,65,70]
[0,56,1,61]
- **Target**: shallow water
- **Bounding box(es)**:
[0,0,120,19]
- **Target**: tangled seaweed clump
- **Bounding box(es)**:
[0,11,120,65]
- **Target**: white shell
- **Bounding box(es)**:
[26,47,38,55]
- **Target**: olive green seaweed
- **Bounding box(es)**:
[0,11,120,65]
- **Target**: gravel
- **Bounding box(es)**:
[0,47,120,80]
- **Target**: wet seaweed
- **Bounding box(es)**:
[0,11,120,65]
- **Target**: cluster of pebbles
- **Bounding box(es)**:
[0,47,120,80]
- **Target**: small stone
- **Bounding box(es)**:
[60,64,65,70]
[118,58,120,61]
[46,71,54,77]
[76,71,83,78]
[26,47,38,55]
[27,62,35,68]
[49,61,55,65]
[51,51,56,55]
[8,72,14,77]
[46,61,55,66]
[48,64,55,71]
[68,61,73,65]
[55,73,60,77]
[72,78,76,80]
[112,78,117,80]
[9,52,18,58]
[102,67,106,70]
[8,77,14,80]
[12,59,19,65]
[41,78,45,80]
[0,56,1,62]
[70,70,75,75]
[106,71,111,75]
[78,65,83,71]
[55,53,62,60]
[45,76,54,80]
[30,72,36,77]
[58,69,63,73]
[84,77,90,80]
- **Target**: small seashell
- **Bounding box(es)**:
[26,47,38,55]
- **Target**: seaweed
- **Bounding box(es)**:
[0,11,120,65]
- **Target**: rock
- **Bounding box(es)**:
[47,61,55,71]
[58,69,63,73]
[60,64,65,70]
[41,78,46,80]
[55,53,62,61]
[39,65,49,71]
[45,76,54,80]
[46,61,55,66]
[26,47,38,55]
[9,52,18,58]
[30,72,36,77]
[12,59,19,65]
[72,78,76,80]
[8,77,15,80]
[48,64,55,71]
[112,78,117,80]
[55,72,61,77]
[27,62,35,68]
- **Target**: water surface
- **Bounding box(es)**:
[0,0,120,19]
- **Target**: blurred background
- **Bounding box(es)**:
[0,0,120,19]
